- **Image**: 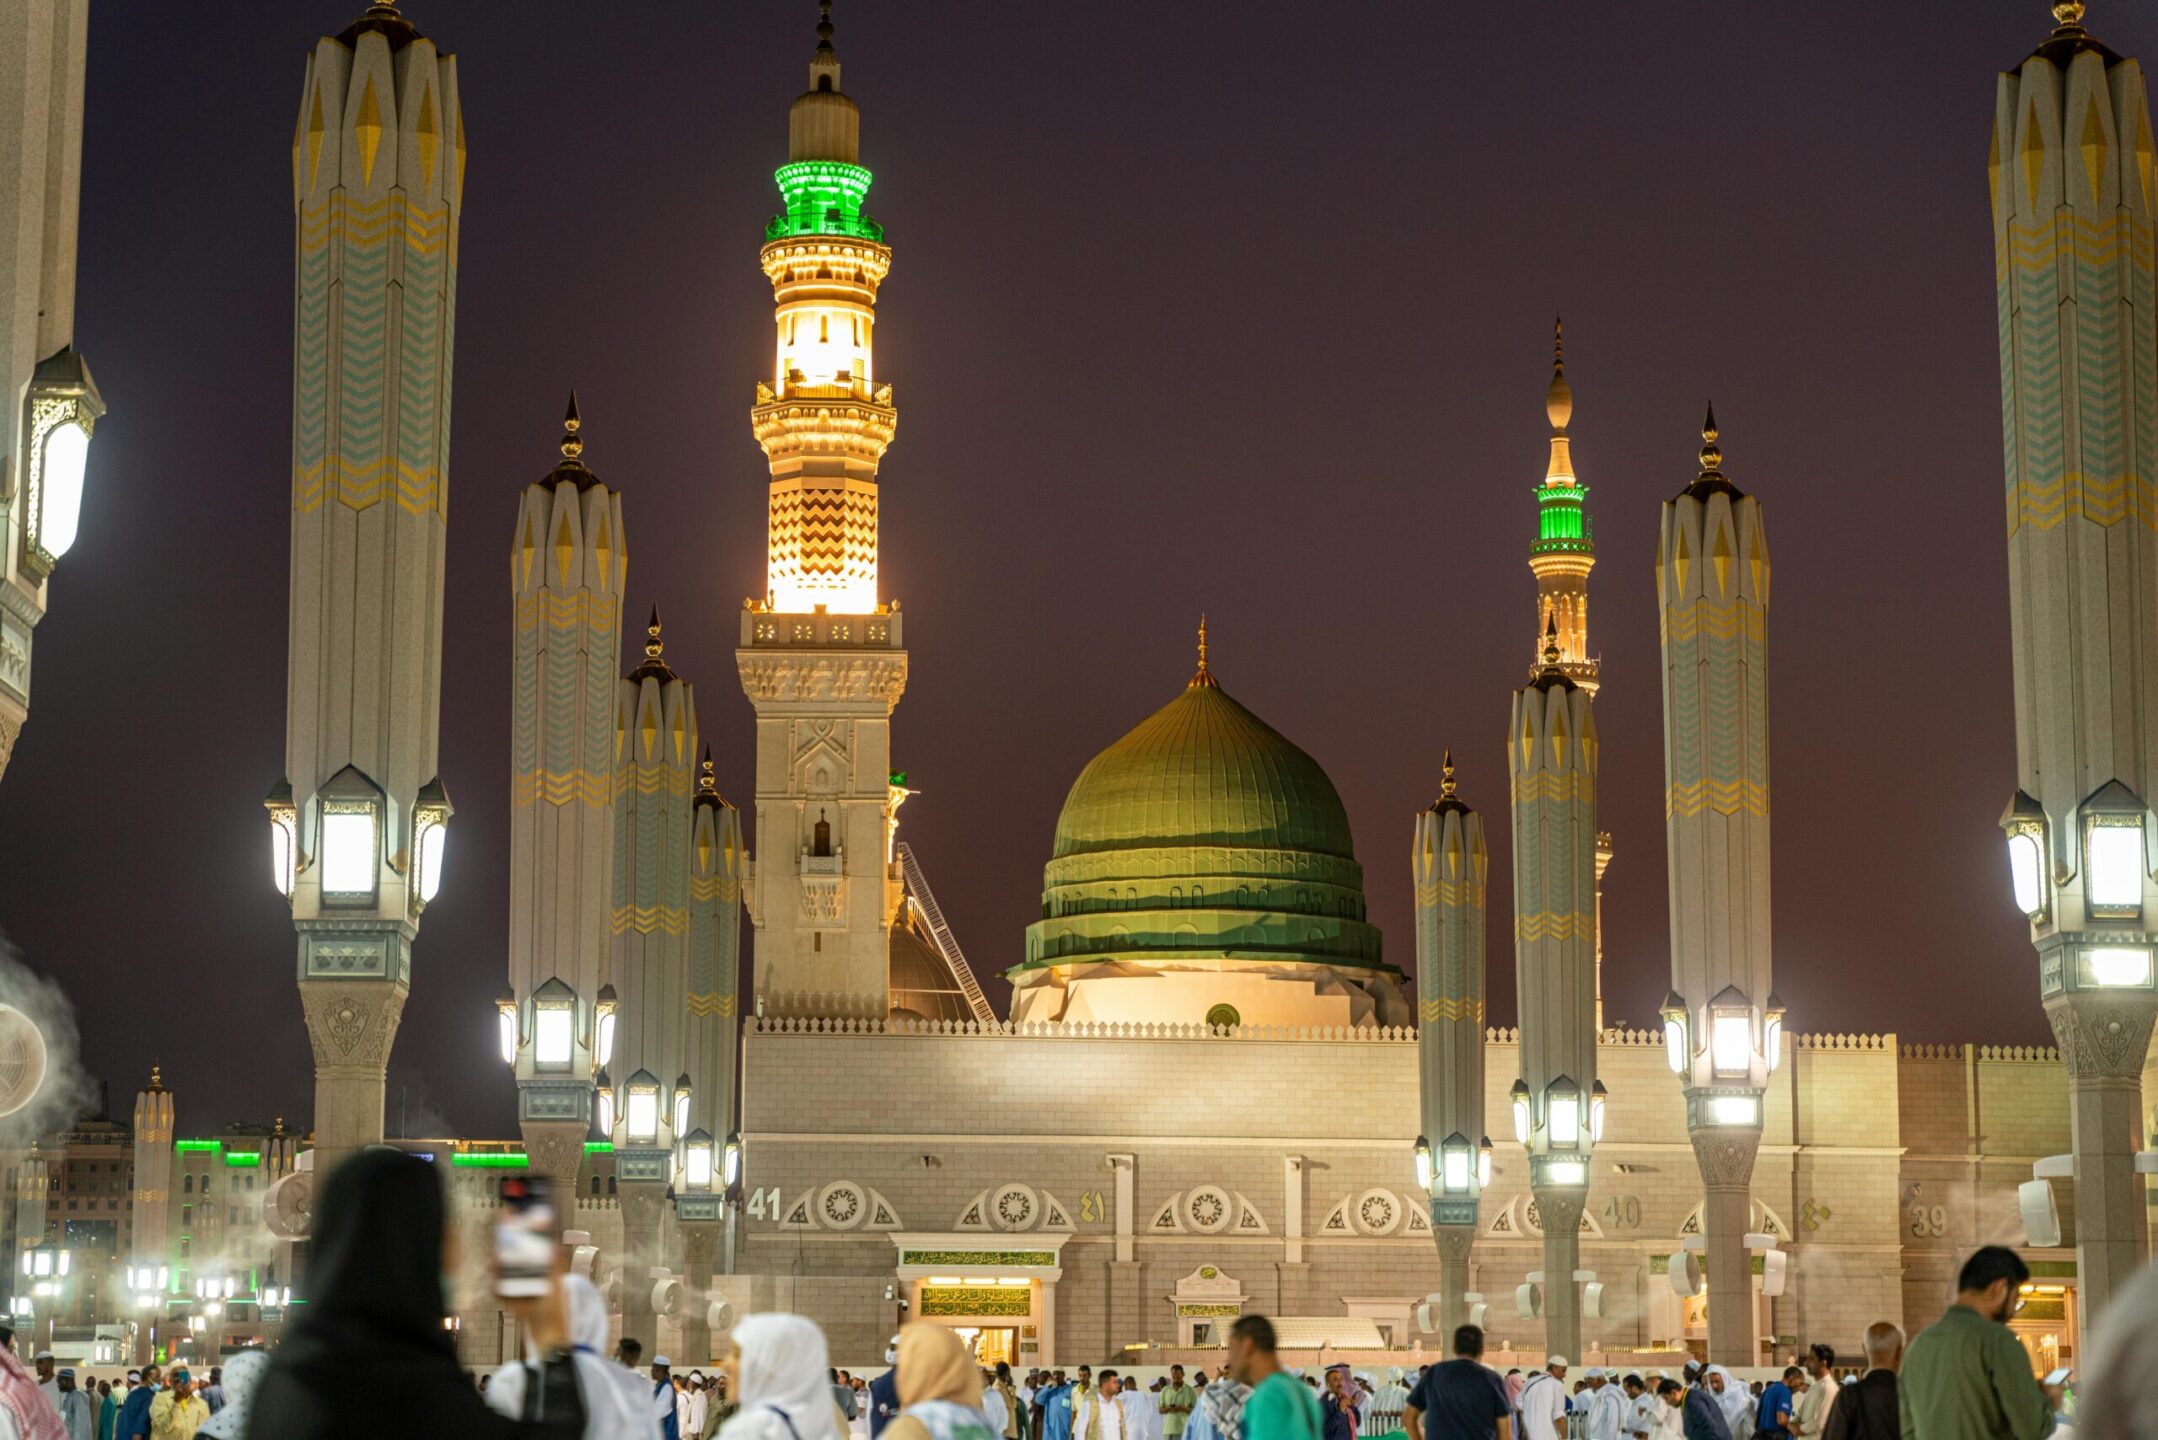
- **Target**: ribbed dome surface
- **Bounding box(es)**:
[1051,681,1356,861]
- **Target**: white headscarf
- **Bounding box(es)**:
[719,1314,846,1440]
[1708,1369,1751,1432]
[488,1275,661,1440]
[198,1350,270,1440]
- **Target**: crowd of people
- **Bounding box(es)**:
[0,1151,2149,1440]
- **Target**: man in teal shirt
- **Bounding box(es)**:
[1229,1316,1321,1440]
[1899,1246,2053,1440]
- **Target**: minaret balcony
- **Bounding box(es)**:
[751,388,896,462]
[740,606,902,649]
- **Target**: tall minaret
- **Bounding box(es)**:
[1991,1,2158,1317]
[505,397,625,1187]
[1413,753,1490,1335]
[1509,619,1602,1361]
[129,1067,172,1269]
[607,607,697,1347]
[275,2,463,1179]
[678,748,746,1358]
[1656,411,1778,1363]
[737,0,908,1019]
[1527,322,1615,1030]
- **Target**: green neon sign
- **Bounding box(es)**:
[583,1142,614,1154]
[450,1153,530,1169]
[174,1141,221,1153]
[223,1153,261,1167]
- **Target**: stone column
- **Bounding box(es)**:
[677,1220,721,1366]
[619,1178,667,1352]
[300,980,407,1178]
[1537,1192,1584,1359]
[2049,1001,2158,1317]
[1693,1131,1759,1361]
[1435,1226,1474,1336]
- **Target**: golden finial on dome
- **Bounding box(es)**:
[560,390,584,462]
[1190,614,1219,688]
[1698,402,1723,477]
[1541,612,1562,669]
[645,605,664,663]
[1440,749,1458,800]
[2052,1,2087,29]
[698,744,718,795]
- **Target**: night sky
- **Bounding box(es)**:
[5,0,2148,1138]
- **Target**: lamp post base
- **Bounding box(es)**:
[2047,995,2158,1323]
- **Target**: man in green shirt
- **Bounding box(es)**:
[1899,1246,2054,1440]
[1160,1366,1197,1440]
[1229,1316,1321,1440]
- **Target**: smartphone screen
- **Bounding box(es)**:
[2043,1368,2072,1387]
[494,1174,559,1298]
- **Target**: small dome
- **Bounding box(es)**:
[1051,682,1356,862]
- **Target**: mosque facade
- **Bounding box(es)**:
[13,0,2158,1383]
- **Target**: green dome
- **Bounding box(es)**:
[1014,670,1389,979]
[1051,680,1357,860]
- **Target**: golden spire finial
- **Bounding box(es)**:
[148,1063,162,1091]
[1541,611,1562,668]
[1440,749,1458,799]
[1545,315,1574,438]
[1190,615,1220,688]
[560,390,584,462]
[1698,402,1723,477]
[816,0,836,54]
[2052,0,2086,29]
[645,605,664,662]
[698,743,718,795]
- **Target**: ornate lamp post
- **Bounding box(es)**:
[1987,0,2158,1319]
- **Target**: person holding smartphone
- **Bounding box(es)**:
[245,1149,588,1440]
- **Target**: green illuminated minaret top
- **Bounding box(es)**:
[1527,319,1599,691]
[1533,319,1591,555]
[768,0,883,242]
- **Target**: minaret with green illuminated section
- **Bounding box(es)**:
[737,0,908,1019]
[1528,323,1615,1030]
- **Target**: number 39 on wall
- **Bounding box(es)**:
[746,1185,783,1219]
[1908,1204,1947,1238]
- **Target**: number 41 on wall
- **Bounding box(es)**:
[746,1185,783,1219]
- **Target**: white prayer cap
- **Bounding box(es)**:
[653,1356,673,1367]
[1546,1356,1569,1369]
[1586,1367,1606,1379]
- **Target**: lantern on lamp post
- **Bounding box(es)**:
[17,347,104,581]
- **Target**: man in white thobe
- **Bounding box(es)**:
[1578,1370,1623,1440]
[1518,1358,1569,1440]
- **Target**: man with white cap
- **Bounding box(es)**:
[32,1355,54,1406]
[1580,1370,1623,1440]
[1517,1358,1569,1440]
[651,1356,679,1440]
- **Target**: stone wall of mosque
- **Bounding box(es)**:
[723,1022,2095,1369]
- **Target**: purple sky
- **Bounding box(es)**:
[5,0,2146,1137]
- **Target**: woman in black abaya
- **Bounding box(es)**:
[245,1147,587,1440]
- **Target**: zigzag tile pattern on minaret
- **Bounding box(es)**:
[280,3,463,1176]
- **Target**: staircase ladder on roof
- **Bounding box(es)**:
[895,840,996,1025]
